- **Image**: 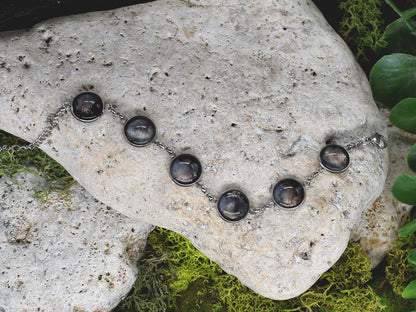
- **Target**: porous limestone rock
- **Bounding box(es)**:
[354,109,416,267]
[0,0,388,299]
[0,172,153,312]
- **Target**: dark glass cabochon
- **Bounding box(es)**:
[71,92,103,122]
[319,144,350,173]
[218,190,249,222]
[169,154,202,186]
[273,178,305,209]
[124,116,156,147]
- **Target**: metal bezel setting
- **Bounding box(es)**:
[124,115,156,147]
[272,178,305,210]
[1,90,389,222]
[71,92,104,123]
[217,189,250,222]
[169,153,202,187]
[319,144,350,173]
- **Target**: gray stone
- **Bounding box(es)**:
[0,0,388,299]
[0,172,153,312]
[353,109,416,267]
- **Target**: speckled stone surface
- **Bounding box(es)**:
[0,172,152,312]
[0,0,388,299]
[353,109,416,268]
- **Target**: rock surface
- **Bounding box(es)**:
[354,109,416,267]
[0,172,152,312]
[0,0,388,299]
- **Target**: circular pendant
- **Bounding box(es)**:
[218,190,249,222]
[169,154,202,186]
[71,92,104,122]
[273,178,305,209]
[124,116,156,147]
[319,144,350,173]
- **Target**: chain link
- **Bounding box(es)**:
[301,132,387,188]
[196,181,217,202]
[106,103,128,122]
[152,140,176,158]
[303,167,323,187]
[250,201,276,214]
[345,133,387,151]
[345,139,364,151]
[1,96,388,217]
[0,102,70,153]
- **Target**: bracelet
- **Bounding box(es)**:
[1,91,388,223]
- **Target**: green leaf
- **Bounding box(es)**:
[389,98,416,134]
[409,144,416,173]
[403,280,416,299]
[401,8,416,21]
[381,13,416,55]
[369,53,416,108]
[409,249,416,266]
[392,174,416,205]
[398,220,416,237]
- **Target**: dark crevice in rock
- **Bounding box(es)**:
[0,0,156,32]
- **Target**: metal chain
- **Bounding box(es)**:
[153,140,176,158]
[1,95,388,217]
[0,102,70,153]
[105,104,179,160]
[251,132,387,213]
[303,167,323,187]
[106,103,128,123]
[345,132,387,151]
[107,103,215,201]
[105,104,180,160]
[301,133,387,187]
[196,181,217,202]
[250,201,276,214]
[345,139,365,151]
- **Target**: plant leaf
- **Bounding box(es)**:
[403,280,416,299]
[398,220,416,237]
[409,144,416,173]
[389,98,416,134]
[380,13,416,55]
[392,174,416,205]
[369,53,416,108]
[401,8,416,21]
[409,249,416,266]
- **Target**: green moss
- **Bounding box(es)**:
[116,228,384,312]
[378,285,416,312]
[385,208,416,298]
[115,254,174,312]
[113,229,175,312]
[337,0,387,61]
[385,234,416,296]
[2,129,383,312]
[378,208,416,310]
[0,130,75,199]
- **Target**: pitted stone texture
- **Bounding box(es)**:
[0,0,387,299]
[0,172,152,312]
[353,109,416,268]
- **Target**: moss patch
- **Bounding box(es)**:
[0,130,75,199]
[115,227,385,312]
[385,209,416,299]
[337,0,387,62]
[2,124,415,311]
